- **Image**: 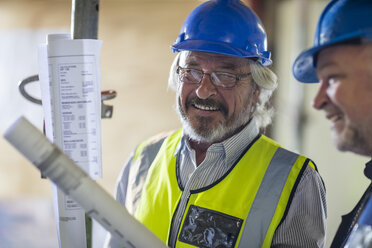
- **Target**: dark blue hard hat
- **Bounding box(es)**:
[171,0,272,66]
[293,0,372,83]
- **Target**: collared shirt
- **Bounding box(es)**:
[331,160,372,248]
[168,120,327,247]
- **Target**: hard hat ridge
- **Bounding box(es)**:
[171,0,272,66]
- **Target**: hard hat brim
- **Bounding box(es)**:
[171,40,272,66]
[292,46,321,83]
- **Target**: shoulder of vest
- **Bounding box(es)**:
[259,135,317,171]
[133,129,181,161]
[258,134,281,148]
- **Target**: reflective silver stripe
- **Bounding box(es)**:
[128,136,167,213]
[238,147,299,248]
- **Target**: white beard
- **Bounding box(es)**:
[176,97,253,143]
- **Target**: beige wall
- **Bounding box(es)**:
[0,1,370,247]
[0,1,199,198]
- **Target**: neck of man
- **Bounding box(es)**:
[187,139,210,166]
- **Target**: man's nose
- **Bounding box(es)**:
[195,74,217,99]
[312,80,329,110]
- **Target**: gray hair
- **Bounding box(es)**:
[168,53,278,129]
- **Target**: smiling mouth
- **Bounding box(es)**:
[187,98,228,117]
[192,103,219,111]
[327,114,342,123]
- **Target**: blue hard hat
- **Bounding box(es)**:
[293,0,372,83]
[171,0,272,66]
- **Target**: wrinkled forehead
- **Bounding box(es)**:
[179,50,251,70]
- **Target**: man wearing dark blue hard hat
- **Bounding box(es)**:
[107,0,326,247]
[293,0,372,247]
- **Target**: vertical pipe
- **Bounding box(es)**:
[70,1,100,247]
[71,0,99,39]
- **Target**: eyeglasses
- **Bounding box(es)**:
[176,66,252,89]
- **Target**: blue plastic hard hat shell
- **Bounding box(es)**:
[293,0,372,83]
[171,0,272,66]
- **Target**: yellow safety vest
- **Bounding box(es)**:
[133,129,315,248]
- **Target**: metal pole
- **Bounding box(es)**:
[71,0,99,39]
[71,1,100,247]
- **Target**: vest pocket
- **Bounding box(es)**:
[178,205,243,248]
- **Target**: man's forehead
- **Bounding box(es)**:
[316,45,348,72]
[317,43,372,67]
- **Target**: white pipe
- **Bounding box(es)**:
[4,116,167,248]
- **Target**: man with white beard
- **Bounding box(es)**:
[107,0,326,247]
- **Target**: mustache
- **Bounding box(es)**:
[186,97,228,117]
